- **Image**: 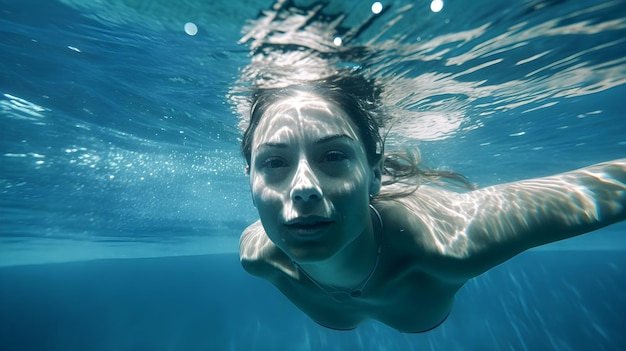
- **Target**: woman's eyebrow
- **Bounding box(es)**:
[257,134,354,150]
[314,134,354,144]
[257,141,288,150]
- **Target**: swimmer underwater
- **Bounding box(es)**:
[234,2,626,334]
[238,73,626,333]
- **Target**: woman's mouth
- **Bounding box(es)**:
[284,218,334,237]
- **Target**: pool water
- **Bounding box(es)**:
[1,0,625,350]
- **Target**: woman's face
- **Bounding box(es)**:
[249,92,381,263]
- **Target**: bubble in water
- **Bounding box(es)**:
[184,22,198,36]
[371,2,383,14]
[333,36,343,46]
[430,0,444,12]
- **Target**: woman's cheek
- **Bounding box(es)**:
[329,168,368,196]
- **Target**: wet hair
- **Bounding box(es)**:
[241,72,475,199]
[242,73,383,166]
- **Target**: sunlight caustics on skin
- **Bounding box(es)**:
[246,93,374,263]
[382,160,626,261]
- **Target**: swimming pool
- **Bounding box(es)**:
[1,0,625,349]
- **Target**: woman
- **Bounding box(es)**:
[238,73,626,333]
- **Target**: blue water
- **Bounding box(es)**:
[1,0,625,350]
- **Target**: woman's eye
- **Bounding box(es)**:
[321,151,348,163]
[262,158,288,169]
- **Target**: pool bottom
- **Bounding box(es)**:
[0,251,624,351]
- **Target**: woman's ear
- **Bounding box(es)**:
[245,165,257,207]
[369,162,382,196]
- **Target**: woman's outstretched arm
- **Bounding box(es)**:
[414,159,626,282]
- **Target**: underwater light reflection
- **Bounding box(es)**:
[431,0,444,13]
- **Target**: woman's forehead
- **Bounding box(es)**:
[253,94,360,145]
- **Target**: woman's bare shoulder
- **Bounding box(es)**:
[376,186,471,241]
[239,221,294,279]
[375,186,476,268]
[240,221,265,257]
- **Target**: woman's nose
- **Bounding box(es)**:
[290,160,323,203]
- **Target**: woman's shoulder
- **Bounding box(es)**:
[240,221,266,257]
[239,221,293,279]
[375,185,467,222]
[240,221,271,273]
[375,186,473,256]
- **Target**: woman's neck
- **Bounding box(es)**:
[296,209,381,290]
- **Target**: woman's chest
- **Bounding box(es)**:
[282,266,456,332]
[372,278,455,332]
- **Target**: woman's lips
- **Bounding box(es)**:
[284,218,334,237]
[285,216,334,226]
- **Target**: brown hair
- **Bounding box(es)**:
[241,72,474,200]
